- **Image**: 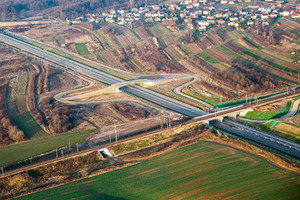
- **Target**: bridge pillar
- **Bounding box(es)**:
[203,120,210,125]
[144,81,154,86]
[115,87,120,92]
[229,114,237,119]
[239,108,253,117]
[216,117,224,123]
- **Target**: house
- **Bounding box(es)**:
[282,11,290,16]
[198,20,210,26]
[261,14,269,19]
[230,17,238,21]
[270,13,277,18]
[217,19,226,25]
[198,26,206,31]
[110,9,116,15]
[221,0,228,4]
[215,13,223,18]
[187,4,193,9]
[291,14,300,18]
[247,21,254,25]
[262,21,269,26]
[154,17,161,22]
[203,10,210,15]
[170,26,180,32]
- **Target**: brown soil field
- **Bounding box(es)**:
[133,26,152,39]
[280,18,300,31]
[116,35,131,46]
[64,83,104,97]
[164,46,180,60]
[67,90,132,102]
[184,43,202,54]
[101,50,120,66]
[123,29,140,44]
[163,34,177,46]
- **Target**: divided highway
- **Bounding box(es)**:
[0,32,299,159]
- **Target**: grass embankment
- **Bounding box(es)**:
[0,129,95,167]
[244,101,292,120]
[19,141,300,200]
[75,43,91,56]
[183,91,282,108]
[264,120,300,143]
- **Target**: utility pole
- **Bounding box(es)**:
[1,167,3,178]
[56,148,58,158]
[69,141,71,151]
[115,124,118,145]
[61,150,64,160]
[76,143,79,152]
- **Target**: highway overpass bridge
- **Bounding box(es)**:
[194,106,253,125]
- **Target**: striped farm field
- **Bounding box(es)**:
[164,46,182,60]
[206,47,234,62]
[198,52,220,64]
[19,142,300,200]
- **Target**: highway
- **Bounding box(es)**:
[211,119,300,159]
[0,33,205,117]
[0,32,299,160]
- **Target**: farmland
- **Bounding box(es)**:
[0,129,95,167]
[19,141,300,200]
[75,43,91,56]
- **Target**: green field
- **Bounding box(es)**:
[198,52,220,64]
[75,43,91,56]
[19,142,300,200]
[244,102,292,120]
[0,129,95,167]
[243,37,263,49]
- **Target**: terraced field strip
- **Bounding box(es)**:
[95,30,113,49]
[75,43,91,56]
[164,46,182,60]
[206,47,234,63]
[198,52,220,64]
[19,141,300,200]
[0,129,95,167]
[243,37,263,49]
[123,29,140,44]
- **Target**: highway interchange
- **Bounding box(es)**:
[0,32,299,159]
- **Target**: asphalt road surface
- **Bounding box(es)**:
[1,32,299,159]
